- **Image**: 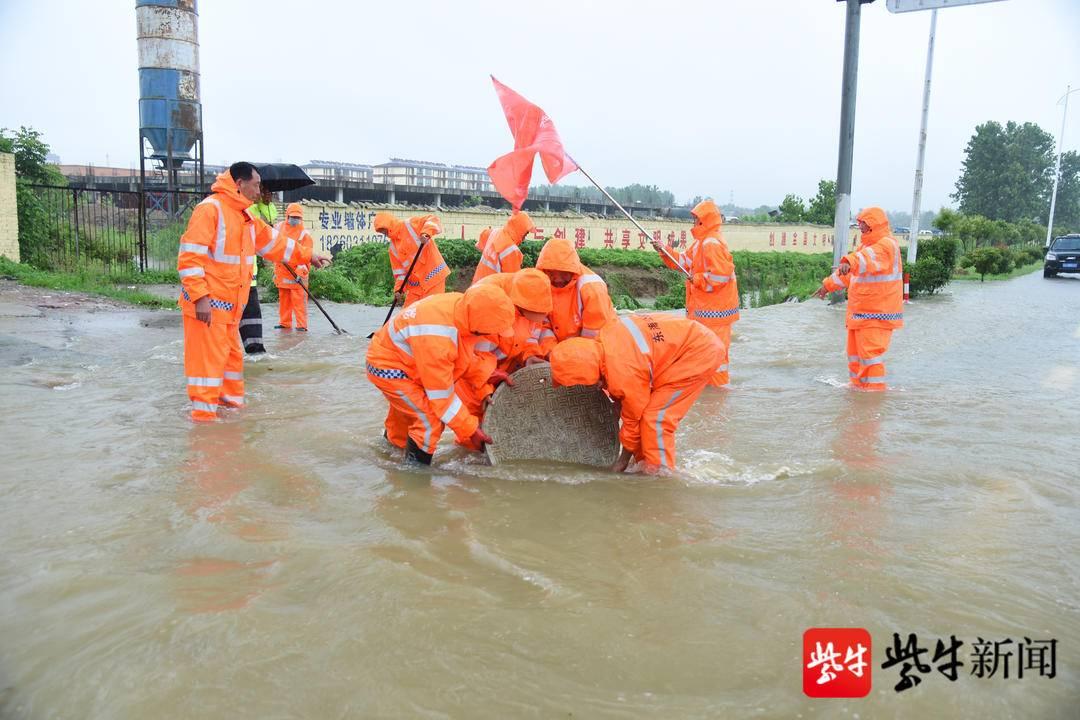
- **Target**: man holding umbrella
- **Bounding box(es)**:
[239,186,277,354]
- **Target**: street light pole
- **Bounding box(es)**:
[1046,84,1077,247]
[832,0,866,271]
[906,9,938,264]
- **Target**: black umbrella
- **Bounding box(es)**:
[255,163,315,192]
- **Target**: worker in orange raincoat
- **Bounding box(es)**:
[455,269,554,418]
[365,284,517,465]
[655,199,739,386]
[177,162,331,422]
[374,212,449,307]
[814,206,904,391]
[471,211,535,284]
[549,313,723,472]
[530,237,616,356]
[272,203,315,330]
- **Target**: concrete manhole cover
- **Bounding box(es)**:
[482,365,620,467]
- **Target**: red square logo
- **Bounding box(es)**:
[803,628,872,698]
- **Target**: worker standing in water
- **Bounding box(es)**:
[272,203,314,331]
[654,199,739,386]
[813,206,904,391]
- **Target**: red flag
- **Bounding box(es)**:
[487,76,578,210]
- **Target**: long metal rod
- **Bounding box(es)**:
[282,262,348,335]
[832,0,863,270]
[569,159,691,278]
[1046,85,1075,247]
[907,8,938,264]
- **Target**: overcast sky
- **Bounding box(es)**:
[2,0,1078,213]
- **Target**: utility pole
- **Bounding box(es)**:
[831,0,871,270]
[906,10,937,263]
[1046,85,1077,247]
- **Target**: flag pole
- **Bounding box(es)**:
[568,158,691,279]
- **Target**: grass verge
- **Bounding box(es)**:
[0,257,177,309]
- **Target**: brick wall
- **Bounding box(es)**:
[0,153,18,262]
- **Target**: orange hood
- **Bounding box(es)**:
[510,268,553,314]
[410,214,442,238]
[475,226,493,252]
[455,284,516,337]
[536,238,583,275]
[285,202,304,218]
[210,171,256,213]
[550,337,603,387]
[857,207,891,246]
[691,199,723,242]
[505,211,535,242]
[374,212,403,236]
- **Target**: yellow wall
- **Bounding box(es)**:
[296,201,859,256]
[0,153,19,262]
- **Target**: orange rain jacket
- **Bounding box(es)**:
[272,203,314,288]
[471,212,535,284]
[365,285,516,442]
[178,171,313,321]
[533,238,616,352]
[661,199,740,329]
[375,213,449,303]
[822,206,904,330]
[551,314,721,466]
[476,269,554,370]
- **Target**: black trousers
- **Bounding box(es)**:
[239,285,265,354]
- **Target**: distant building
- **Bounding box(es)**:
[373,158,493,193]
[302,160,373,183]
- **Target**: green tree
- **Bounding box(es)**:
[953,120,1055,223]
[777,194,806,223]
[0,126,65,184]
[804,179,836,225]
[932,207,961,235]
[1050,150,1080,231]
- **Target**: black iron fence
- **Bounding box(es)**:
[24,184,204,274]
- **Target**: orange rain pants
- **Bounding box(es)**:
[183,315,245,422]
[639,375,712,470]
[847,327,892,391]
[367,373,448,455]
[278,286,308,329]
[711,324,732,386]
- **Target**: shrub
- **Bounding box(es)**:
[967,246,1013,281]
[909,237,957,295]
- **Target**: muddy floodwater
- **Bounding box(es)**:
[1,272,1078,718]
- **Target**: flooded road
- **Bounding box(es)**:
[1,271,1078,718]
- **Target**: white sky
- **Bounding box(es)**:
[2,0,1078,213]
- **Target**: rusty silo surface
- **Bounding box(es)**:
[136,0,201,168]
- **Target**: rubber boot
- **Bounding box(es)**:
[404,437,433,466]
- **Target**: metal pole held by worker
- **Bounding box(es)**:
[568,158,691,279]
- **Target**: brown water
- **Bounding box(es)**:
[1,271,1078,719]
